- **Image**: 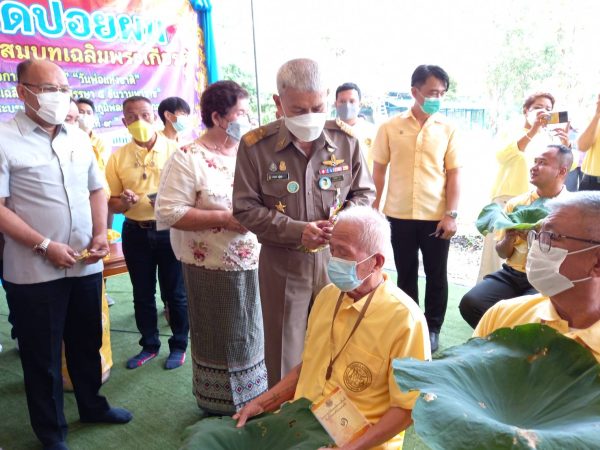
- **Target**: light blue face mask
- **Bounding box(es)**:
[421,97,442,115]
[226,117,251,141]
[336,102,360,121]
[327,254,375,292]
[172,115,191,133]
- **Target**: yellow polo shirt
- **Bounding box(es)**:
[294,274,430,449]
[474,294,600,362]
[105,133,176,221]
[370,110,461,220]
[89,131,108,172]
[582,122,600,176]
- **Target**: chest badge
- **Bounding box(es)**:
[322,155,345,167]
[287,181,300,193]
[319,176,332,190]
[268,162,278,172]
[279,160,287,171]
[275,201,286,213]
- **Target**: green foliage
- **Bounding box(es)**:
[476,198,550,236]
[393,324,600,450]
[221,63,278,124]
[180,398,333,450]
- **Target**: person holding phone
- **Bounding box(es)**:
[478,92,572,282]
[577,94,600,191]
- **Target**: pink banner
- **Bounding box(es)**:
[0,0,205,146]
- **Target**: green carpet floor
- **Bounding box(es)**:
[0,272,472,450]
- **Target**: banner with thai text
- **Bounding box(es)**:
[0,0,206,147]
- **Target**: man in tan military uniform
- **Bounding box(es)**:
[233,59,375,387]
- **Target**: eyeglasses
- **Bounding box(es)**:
[21,83,71,94]
[527,230,600,253]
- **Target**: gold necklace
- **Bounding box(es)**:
[134,149,156,180]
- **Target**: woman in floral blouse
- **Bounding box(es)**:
[155,81,267,414]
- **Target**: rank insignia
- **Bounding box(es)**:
[269,162,278,172]
[326,146,336,153]
[279,160,287,171]
[275,201,286,213]
[287,181,300,193]
[322,155,345,167]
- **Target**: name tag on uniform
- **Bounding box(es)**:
[330,175,344,183]
[319,164,350,175]
[311,386,370,447]
[267,172,289,181]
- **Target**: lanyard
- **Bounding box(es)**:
[325,287,379,381]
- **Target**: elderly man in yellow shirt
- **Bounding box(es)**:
[474,191,600,362]
[460,144,572,329]
[105,96,189,370]
[371,64,461,353]
[578,93,600,192]
[233,206,430,450]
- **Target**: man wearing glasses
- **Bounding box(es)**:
[459,145,573,329]
[0,59,131,450]
[474,191,600,362]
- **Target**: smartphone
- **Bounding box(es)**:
[545,111,568,124]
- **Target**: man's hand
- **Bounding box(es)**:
[223,213,248,234]
[505,229,528,242]
[45,241,77,269]
[85,234,109,264]
[232,399,264,427]
[120,189,139,209]
[301,220,332,250]
[434,216,456,240]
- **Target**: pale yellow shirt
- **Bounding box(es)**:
[89,131,108,172]
[105,133,176,221]
[582,121,600,176]
[474,294,600,362]
[491,127,571,199]
[370,110,461,220]
[294,274,430,449]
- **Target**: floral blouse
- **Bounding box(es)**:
[155,141,259,271]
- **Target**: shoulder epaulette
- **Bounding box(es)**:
[242,121,279,147]
[325,117,356,138]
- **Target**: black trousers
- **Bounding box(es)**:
[579,174,600,191]
[4,273,109,446]
[0,259,17,339]
[388,218,450,333]
[459,264,538,329]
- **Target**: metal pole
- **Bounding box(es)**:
[250,0,261,125]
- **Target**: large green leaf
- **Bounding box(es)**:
[393,324,600,450]
[180,398,333,450]
[476,199,550,236]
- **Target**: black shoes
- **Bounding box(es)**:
[429,331,440,353]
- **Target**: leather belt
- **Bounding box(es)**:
[125,218,156,229]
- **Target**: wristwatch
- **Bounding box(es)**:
[445,210,458,219]
[33,238,51,256]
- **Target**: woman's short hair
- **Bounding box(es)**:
[200,80,248,128]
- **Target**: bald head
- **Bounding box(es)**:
[17,59,67,86]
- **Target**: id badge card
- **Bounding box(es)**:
[311,386,370,447]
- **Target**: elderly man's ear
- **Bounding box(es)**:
[373,253,385,271]
[591,250,600,278]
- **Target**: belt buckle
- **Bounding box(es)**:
[138,221,154,229]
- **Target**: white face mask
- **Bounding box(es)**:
[24,87,71,125]
[280,98,327,142]
[78,114,95,132]
[525,242,599,296]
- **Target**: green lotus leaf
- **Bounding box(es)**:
[476,201,549,236]
[180,397,333,450]
[393,324,600,450]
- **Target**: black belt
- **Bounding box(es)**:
[582,174,600,184]
[125,218,156,229]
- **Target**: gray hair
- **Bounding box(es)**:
[336,206,391,255]
[548,191,600,238]
[276,58,324,94]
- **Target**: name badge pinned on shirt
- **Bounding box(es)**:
[330,175,344,183]
[319,164,350,175]
[287,181,300,194]
[267,173,289,181]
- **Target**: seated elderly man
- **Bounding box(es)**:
[234,206,430,449]
[474,191,600,362]
[460,144,572,329]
